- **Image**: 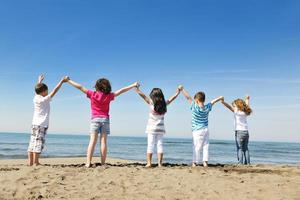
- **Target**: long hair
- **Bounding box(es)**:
[233,99,252,116]
[150,88,167,115]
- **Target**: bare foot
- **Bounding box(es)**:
[145,163,152,168]
[158,164,163,168]
[192,163,197,167]
[85,163,91,168]
[203,161,208,167]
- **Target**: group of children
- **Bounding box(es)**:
[28,75,252,167]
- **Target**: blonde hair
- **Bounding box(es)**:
[232,99,252,116]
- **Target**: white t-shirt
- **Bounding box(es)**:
[32,95,52,127]
[234,109,248,131]
[145,104,166,135]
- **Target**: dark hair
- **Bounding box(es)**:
[150,88,167,115]
[35,83,48,94]
[95,78,111,94]
[194,91,205,102]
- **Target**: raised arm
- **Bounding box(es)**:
[114,82,138,97]
[221,100,234,112]
[49,76,70,98]
[211,96,224,106]
[181,86,193,104]
[166,86,182,105]
[135,85,151,104]
[245,95,250,106]
[37,75,44,84]
[67,79,88,94]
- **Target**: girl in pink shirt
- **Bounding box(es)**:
[67,78,138,167]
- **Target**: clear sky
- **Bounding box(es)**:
[0,0,299,142]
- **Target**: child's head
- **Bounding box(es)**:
[232,99,252,115]
[95,78,111,94]
[150,88,167,115]
[194,91,205,104]
[35,83,48,96]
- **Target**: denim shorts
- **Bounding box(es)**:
[90,117,110,135]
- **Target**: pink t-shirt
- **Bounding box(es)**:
[87,90,115,119]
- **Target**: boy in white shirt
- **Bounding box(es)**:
[28,75,69,166]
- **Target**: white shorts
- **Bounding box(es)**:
[192,128,209,163]
[147,134,164,154]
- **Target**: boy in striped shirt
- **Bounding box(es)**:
[181,86,223,167]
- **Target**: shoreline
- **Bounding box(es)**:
[1,156,299,167]
[1,157,300,199]
[1,132,300,144]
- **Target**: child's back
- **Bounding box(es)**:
[146,103,166,135]
[233,109,248,131]
[32,94,51,128]
[87,90,115,118]
[191,101,212,131]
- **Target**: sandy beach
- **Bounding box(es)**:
[0,157,299,200]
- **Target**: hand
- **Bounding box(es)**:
[178,85,183,91]
[245,95,250,100]
[134,82,140,88]
[62,76,70,83]
[220,96,224,102]
[38,75,45,83]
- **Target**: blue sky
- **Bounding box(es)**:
[0,0,299,142]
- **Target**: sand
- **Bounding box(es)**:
[0,157,299,200]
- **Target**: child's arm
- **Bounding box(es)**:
[166,86,182,105]
[67,79,88,94]
[49,76,70,98]
[114,82,139,97]
[181,86,193,104]
[245,95,250,106]
[221,100,234,112]
[37,75,44,84]
[135,86,151,105]
[211,96,224,106]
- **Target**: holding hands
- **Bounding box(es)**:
[62,76,70,83]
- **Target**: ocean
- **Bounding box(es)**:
[0,132,299,165]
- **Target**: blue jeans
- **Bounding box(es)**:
[235,130,250,165]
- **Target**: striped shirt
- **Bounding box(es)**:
[145,105,166,134]
[191,101,212,131]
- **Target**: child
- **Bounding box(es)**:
[221,96,252,165]
[135,84,182,167]
[181,86,223,167]
[67,77,138,167]
[28,75,69,166]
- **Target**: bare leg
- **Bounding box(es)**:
[33,153,40,166]
[203,161,208,167]
[86,133,98,167]
[100,133,107,165]
[146,153,152,167]
[158,153,163,167]
[28,152,33,166]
